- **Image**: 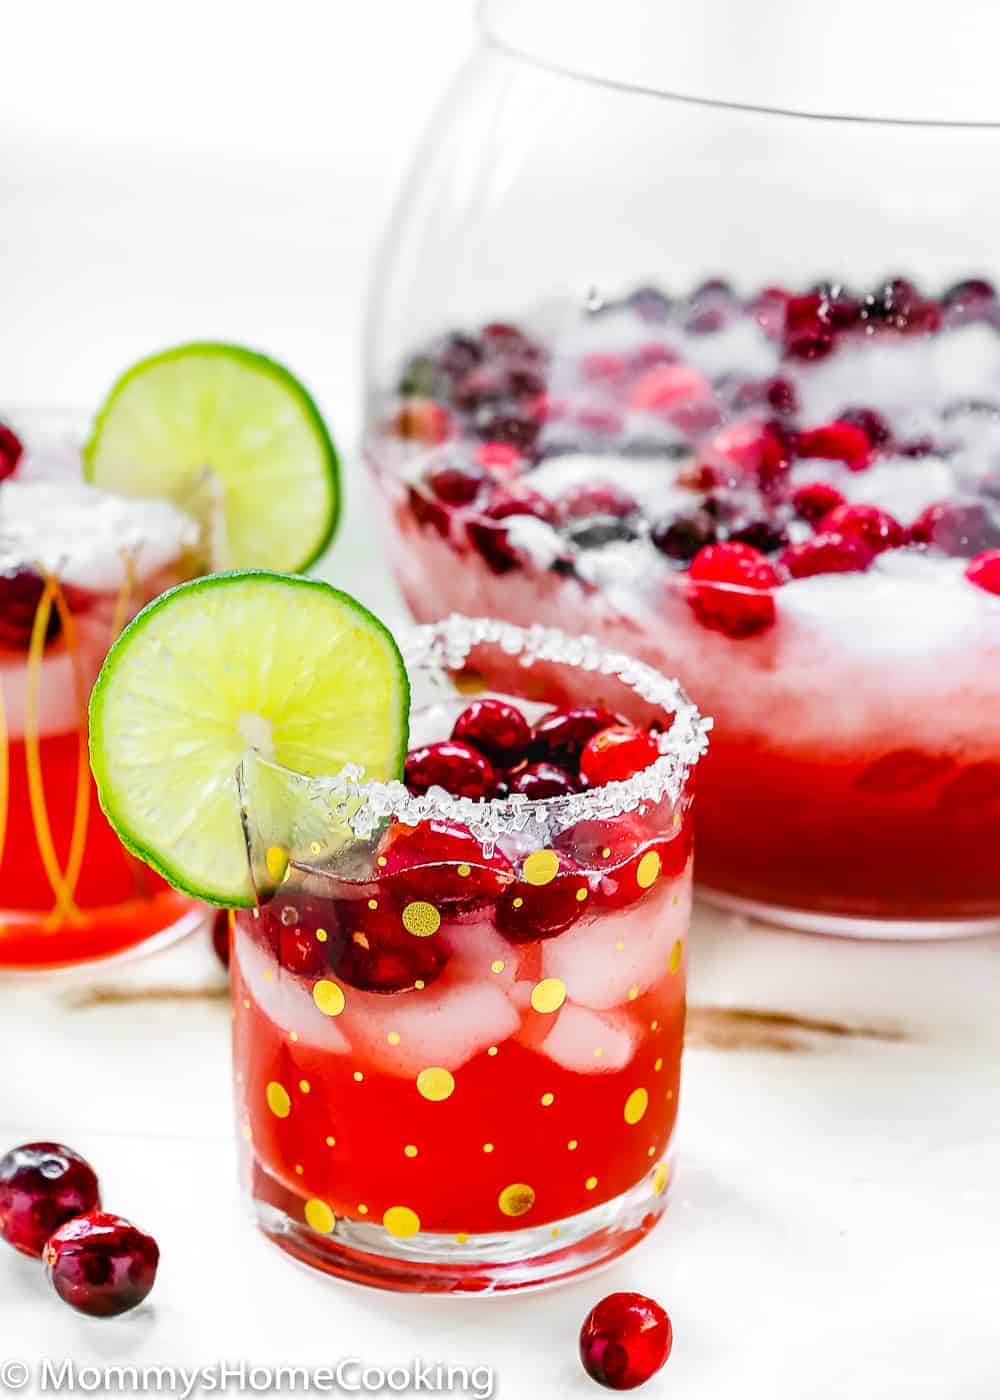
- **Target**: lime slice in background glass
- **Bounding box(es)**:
[89,571,409,906]
[84,343,340,573]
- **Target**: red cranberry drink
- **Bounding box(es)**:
[368,278,1000,934]
[88,582,708,1292]
[0,447,200,967]
[2,344,339,967]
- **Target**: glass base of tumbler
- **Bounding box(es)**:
[249,1157,672,1295]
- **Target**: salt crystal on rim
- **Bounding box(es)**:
[0,480,198,591]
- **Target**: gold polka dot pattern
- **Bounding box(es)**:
[416,1067,455,1101]
[402,900,441,937]
[498,1183,536,1217]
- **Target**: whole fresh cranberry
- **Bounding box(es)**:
[427,460,488,505]
[909,501,1000,557]
[780,531,872,579]
[862,277,941,334]
[627,363,712,413]
[376,819,514,911]
[580,352,629,384]
[966,550,1000,595]
[43,1212,159,1318]
[0,1143,101,1257]
[579,1291,673,1390]
[686,541,781,638]
[476,412,539,454]
[407,486,450,539]
[629,342,677,371]
[530,706,626,769]
[454,366,511,411]
[497,852,590,942]
[0,568,62,650]
[436,332,482,379]
[839,406,893,448]
[942,278,996,326]
[330,899,447,993]
[484,488,558,526]
[726,514,789,553]
[558,481,638,522]
[782,294,834,361]
[750,285,790,339]
[475,441,523,472]
[393,398,451,446]
[452,698,531,769]
[507,762,578,800]
[765,375,799,415]
[822,502,905,554]
[0,422,23,480]
[467,491,559,574]
[404,741,495,799]
[210,909,230,969]
[797,420,872,471]
[579,725,660,787]
[701,421,791,490]
[255,894,343,977]
[791,481,845,525]
[627,285,672,321]
[813,281,862,329]
[596,826,693,910]
[651,511,716,562]
[684,279,736,334]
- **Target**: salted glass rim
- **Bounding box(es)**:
[241,615,711,848]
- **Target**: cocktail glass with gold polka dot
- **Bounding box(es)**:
[0,410,205,969]
[232,616,709,1292]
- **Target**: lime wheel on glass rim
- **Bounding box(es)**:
[84,343,340,573]
[88,572,409,906]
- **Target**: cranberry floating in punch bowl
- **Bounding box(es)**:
[365,0,1000,936]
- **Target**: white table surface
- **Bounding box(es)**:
[3,4,1000,1394]
[2,906,999,1399]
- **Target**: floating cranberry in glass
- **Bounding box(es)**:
[652,511,716,561]
[427,460,488,506]
[780,531,872,579]
[558,481,638,522]
[452,698,531,769]
[330,899,448,993]
[686,542,780,638]
[0,422,23,481]
[791,481,845,526]
[393,398,451,446]
[839,406,893,448]
[211,909,231,969]
[909,501,1000,557]
[530,706,626,768]
[0,1142,101,1257]
[497,851,590,942]
[822,503,905,555]
[376,818,514,910]
[797,420,873,471]
[0,567,62,650]
[43,1211,159,1318]
[506,761,578,800]
[579,1291,673,1390]
[580,725,660,787]
[405,740,495,799]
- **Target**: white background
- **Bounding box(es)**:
[3,6,1000,1398]
[2,0,477,621]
